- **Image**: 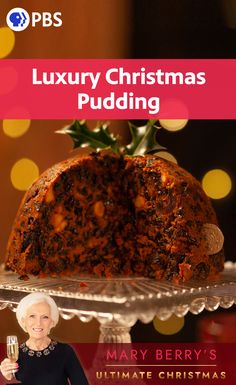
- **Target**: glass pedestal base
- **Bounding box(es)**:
[0,262,235,342]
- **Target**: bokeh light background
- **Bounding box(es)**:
[0,0,236,343]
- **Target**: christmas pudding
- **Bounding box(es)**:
[5,121,224,281]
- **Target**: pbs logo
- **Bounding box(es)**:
[6,7,62,31]
[6,8,30,31]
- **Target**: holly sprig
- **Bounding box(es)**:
[57,120,165,156]
[56,120,120,154]
[124,120,165,155]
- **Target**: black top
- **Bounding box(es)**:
[15,341,89,385]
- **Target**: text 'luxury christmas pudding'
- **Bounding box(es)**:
[5,121,224,281]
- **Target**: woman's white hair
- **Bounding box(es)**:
[16,292,59,332]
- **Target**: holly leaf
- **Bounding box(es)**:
[124,120,166,156]
[57,120,166,157]
[56,120,120,154]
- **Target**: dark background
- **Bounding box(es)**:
[131,0,236,342]
[132,0,236,59]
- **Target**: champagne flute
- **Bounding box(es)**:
[6,335,19,377]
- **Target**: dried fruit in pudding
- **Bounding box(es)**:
[5,121,224,281]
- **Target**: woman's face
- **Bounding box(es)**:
[23,301,54,340]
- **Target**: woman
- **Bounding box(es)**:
[0,292,89,385]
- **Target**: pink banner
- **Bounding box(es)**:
[0,59,235,119]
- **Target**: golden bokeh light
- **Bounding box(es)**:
[157,151,178,164]
[159,119,188,131]
[10,158,39,191]
[0,27,15,58]
[202,169,232,199]
[3,120,31,138]
[153,314,185,335]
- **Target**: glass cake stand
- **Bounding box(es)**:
[0,262,235,342]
